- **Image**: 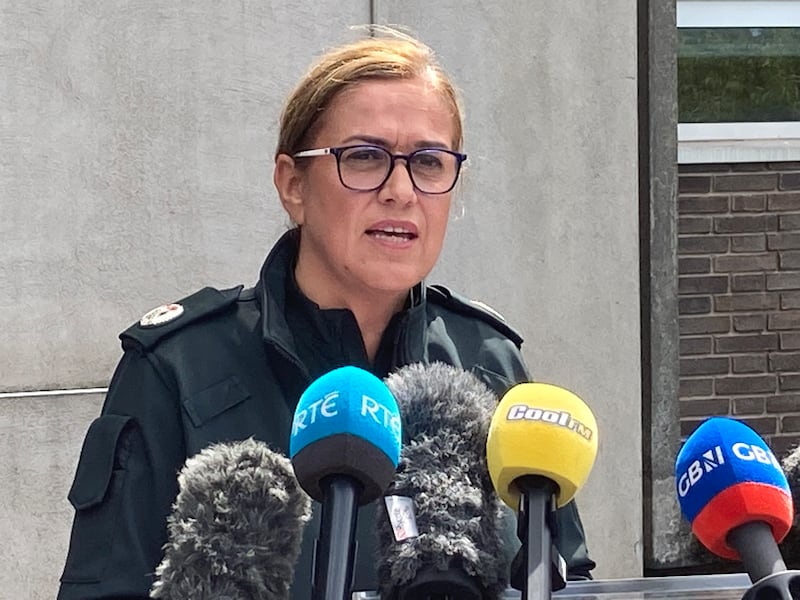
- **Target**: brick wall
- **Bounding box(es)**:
[678,162,800,458]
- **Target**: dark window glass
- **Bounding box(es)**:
[678,27,800,122]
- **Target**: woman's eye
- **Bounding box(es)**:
[413,152,444,169]
[345,148,384,161]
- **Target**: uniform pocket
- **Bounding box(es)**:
[61,414,134,583]
[181,375,249,428]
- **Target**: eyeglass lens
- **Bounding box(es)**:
[337,146,460,193]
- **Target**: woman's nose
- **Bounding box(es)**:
[379,159,417,204]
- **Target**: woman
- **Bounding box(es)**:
[58,29,594,599]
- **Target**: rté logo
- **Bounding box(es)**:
[291,391,400,441]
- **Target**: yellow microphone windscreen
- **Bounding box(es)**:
[486,382,598,509]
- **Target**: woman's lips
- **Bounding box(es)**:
[365,223,419,245]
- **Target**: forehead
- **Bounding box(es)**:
[316,78,457,146]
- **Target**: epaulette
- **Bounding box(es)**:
[120,285,244,351]
[426,284,524,346]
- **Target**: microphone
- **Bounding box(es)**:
[486,382,598,600]
[289,365,402,600]
[378,362,511,600]
[150,438,312,600]
[675,416,797,596]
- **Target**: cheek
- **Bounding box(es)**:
[303,161,349,206]
[426,201,452,246]
[303,177,352,226]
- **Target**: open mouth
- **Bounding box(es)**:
[366,226,418,242]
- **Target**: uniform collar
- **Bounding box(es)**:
[254,229,428,377]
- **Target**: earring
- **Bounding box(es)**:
[451,197,466,221]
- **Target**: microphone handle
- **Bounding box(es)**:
[727,520,787,583]
[517,475,559,600]
[314,475,360,600]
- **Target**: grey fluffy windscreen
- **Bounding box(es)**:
[150,438,311,600]
[378,362,510,598]
[780,445,800,563]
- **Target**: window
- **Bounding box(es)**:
[677,1,800,163]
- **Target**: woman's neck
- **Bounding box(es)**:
[355,296,407,362]
[294,265,408,363]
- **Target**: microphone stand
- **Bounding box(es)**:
[516,475,559,600]
[313,475,360,600]
[728,521,800,600]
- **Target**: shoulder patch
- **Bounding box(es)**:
[121,285,244,351]
[427,284,524,346]
[139,303,185,328]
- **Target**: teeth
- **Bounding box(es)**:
[372,231,409,242]
[379,226,411,234]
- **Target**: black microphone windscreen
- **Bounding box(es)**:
[150,438,311,600]
[378,362,510,599]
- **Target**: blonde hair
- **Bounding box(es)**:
[276,27,464,158]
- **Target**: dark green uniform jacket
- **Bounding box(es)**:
[58,230,594,600]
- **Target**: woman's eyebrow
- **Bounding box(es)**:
[340,134,389,146]
[340,134,451,150]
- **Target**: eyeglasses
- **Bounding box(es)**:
[292,144,467,194]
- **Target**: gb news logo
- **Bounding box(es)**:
[677,441,782,497]
[291,390,401,441]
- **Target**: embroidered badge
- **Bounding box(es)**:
[139,303,184,328]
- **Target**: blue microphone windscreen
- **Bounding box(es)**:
[289,366,402,467]
[675,417,790,524]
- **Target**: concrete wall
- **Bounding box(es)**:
[0,2,641,596]
[379,0,642,577]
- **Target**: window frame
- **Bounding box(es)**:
[677,0,800,163]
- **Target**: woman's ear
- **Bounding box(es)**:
[274,154,306,225]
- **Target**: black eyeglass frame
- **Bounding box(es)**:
[292,144,467,194]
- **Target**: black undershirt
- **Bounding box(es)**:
[284,265,407,381]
